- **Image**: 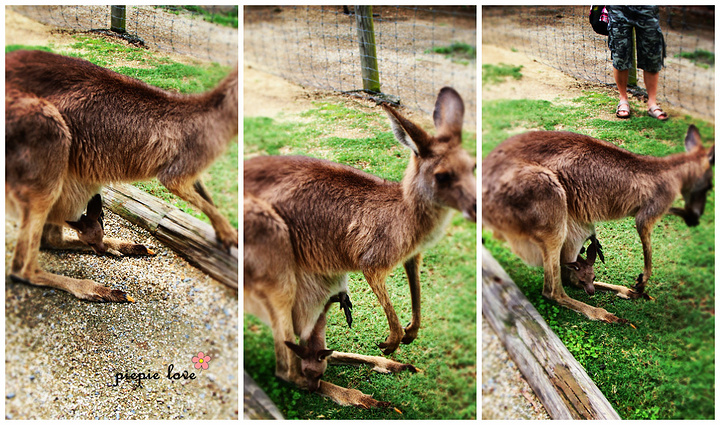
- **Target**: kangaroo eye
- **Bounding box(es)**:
[435,172,452,184]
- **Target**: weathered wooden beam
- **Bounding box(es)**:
[102,183,238,289]
[244,371,284,419]
[481,245,620,420]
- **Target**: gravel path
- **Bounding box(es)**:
[482,317,549,420]
[5,211,238,419]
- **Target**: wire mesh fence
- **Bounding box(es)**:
[482,6,714,120]
[244,6,477,128]
[10,5,238,66]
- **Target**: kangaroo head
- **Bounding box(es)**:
[66,194,107,254]
[285,340,333,392]
[382,87,476,222]
[565,236,604,296]
[669,125,714,227]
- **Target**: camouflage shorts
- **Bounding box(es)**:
[607,6,665,73]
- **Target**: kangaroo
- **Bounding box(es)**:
[63,194,109,255]
[56,193,153,257]
[6,49,238,302]
[244,194,416,408]
[244,87,476,355]
[482,125,713,323]
[564,235,604,296]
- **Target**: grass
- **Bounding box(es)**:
[675,49,714,68]
[244,99,477,419]
[425,41,476,65]
[156,5,239,28]
[6,38,238,228]
[482,86,714,419]
[482,63,523,85]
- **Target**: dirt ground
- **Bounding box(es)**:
[5,9,238,420]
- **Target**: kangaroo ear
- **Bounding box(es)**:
[382,103,432,157]
[284,341,307,358]
[66,220,84,232]
[317,349,334,362]
[86,194,103,220]
[684,124,702,152]
[433,87,464,140]
[564,262,580,271]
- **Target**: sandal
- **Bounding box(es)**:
[616,100,630,119]
[648,105,668,121]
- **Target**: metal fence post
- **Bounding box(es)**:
[354,6,381,93]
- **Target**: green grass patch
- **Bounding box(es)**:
[482,63,523,85]
[482,92,714,419]
[426,41,476,65]
[244,101,477,419]
[7,37,238,228]
[156,5,238,28]
[675,49,714,68]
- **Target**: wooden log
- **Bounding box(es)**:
[481,245,620,419]
[102,184,238,289]
[244,371,284,419]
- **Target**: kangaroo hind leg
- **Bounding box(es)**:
[160,173,238,250]
[6,92,132,302]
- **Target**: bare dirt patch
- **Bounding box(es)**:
[482,44,581,103]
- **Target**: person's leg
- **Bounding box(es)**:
[635,6,667,119]
[643,70,666,119]
[614,68,630,118]
[607,7,633,118]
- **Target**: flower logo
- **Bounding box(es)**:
[192,352,211,370]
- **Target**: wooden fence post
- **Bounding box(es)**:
[355,6,381,93]
[111,6,126,33]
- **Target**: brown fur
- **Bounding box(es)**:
[483,125,714,322]
[244,87,474,406]
[5,50,238,302]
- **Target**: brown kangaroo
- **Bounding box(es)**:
[59,193,153,257]
[244,87,476,356]
[5,49,238,302]
[244,195,416,407]
[63,194,109,255]
[564,235,604,296]
[482,125,714,323]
